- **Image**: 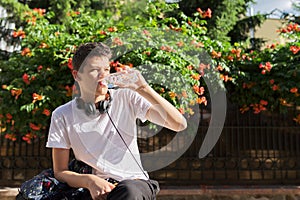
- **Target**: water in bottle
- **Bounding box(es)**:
[102,70,139,88]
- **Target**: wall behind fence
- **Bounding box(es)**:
[0,105,299,187]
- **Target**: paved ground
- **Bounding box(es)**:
[1,185,300,200]
[157,186,300,200]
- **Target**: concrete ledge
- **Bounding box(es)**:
[158,185,300,195]
[157,186,300,200]
[1,186,300,200]
[0,187,18,200]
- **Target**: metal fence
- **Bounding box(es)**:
[150,105,300,186]
[0,104,300,187]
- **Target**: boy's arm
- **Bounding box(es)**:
[106,68,187,131]
[137,85,187,132]
[52,148,115,199]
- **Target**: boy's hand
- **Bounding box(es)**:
[125,68,148,91]
[87,175,115,200]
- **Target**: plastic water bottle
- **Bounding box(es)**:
[103,70,139,89]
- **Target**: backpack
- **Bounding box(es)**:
[16,159,92,200]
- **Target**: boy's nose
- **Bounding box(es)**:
[98,72,104,79]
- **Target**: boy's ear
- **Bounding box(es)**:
[72,70,80,81]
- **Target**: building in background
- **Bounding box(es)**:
[250,0,298,47]
[254,18,287,47]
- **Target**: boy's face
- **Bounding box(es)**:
[73,56,110,101]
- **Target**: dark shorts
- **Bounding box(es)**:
[107,179,159,200]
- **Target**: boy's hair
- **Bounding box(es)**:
[72,42,111,72]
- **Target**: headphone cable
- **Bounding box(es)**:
[106,111,150,180]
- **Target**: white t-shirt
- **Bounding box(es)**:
[46,89,151,181]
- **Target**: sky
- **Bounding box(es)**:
[249,0,298,18]
[166,0,299,18]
